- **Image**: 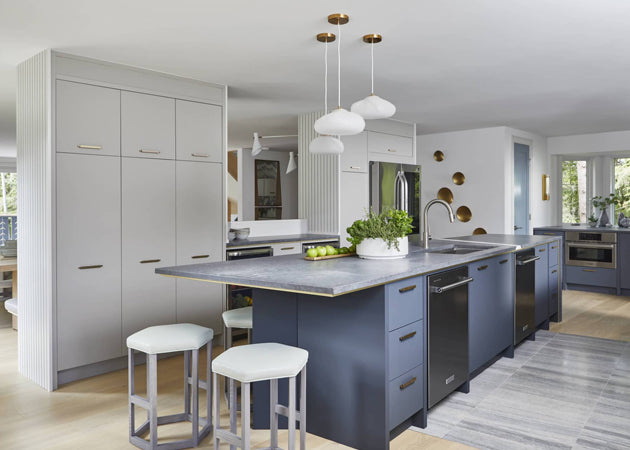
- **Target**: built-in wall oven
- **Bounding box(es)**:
[565,231,616,269]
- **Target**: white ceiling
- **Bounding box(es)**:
[1,0,630,156]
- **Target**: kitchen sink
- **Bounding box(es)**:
[426,244,496,255]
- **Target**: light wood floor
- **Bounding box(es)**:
[0,329,471,449]
[550,290,630,341]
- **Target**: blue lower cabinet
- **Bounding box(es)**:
[566,265,617,288]
[619,234,630,290]
[549,266,559,317]
[386,276,423,331]
[534,244,549,326]
[388,365,423,431]
[388,321,423,380]
[468,254,514,374]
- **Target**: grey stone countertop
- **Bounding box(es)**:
[226,233,340,248]
[533,225,630,233]
[448,234,563,249]
[157,239,518,297]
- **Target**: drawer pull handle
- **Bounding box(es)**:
[140,259,161,264]
[583,269,596,273]
[399,284,416,293]
[78,265,103,270]
[77,145,101,150]
[539,248,546,252]
[349,166,361,170]
[543,233,555,236]
[551,269,558,274]
[192,254,210,259]
[191,153,209,158]
[551,245,558,249]
[387,148,397,152]
[139,149,161,154]
[399,331,417,342]
[399,377,417,390]
[281,247,295,251]
[499,259,509,264]
[477,265,488,271]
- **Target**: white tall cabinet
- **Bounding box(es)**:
[17,51,227,389]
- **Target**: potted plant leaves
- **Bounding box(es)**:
[346,208,414,260]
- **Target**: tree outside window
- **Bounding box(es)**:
[615,158,630,217]
[562,160,587,223]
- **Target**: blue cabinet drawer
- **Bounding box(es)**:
[386,276,423,331]
[388,365,423,430]
[388,320,423,381]
[566,266,616,288]
[548,241,560,268]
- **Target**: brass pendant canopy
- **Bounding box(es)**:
[317,32,336,43]
[363,34,382,44]
[328,13,349,25]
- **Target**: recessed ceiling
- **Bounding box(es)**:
[2,0,630,157]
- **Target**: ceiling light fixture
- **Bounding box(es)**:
[286,151,297,173]
[251,133,298,156]
[313,13,365,137]
[351,34,396,119]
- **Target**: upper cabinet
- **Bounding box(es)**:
[56,80,121,156]
[341,132,369,173]
[121,91,175,159]
[176,100,223,163]
[365,119,416,165]
[368,132,413,159]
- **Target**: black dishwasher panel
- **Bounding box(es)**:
[515,249,538,344]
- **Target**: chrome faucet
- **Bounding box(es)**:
[423,199,455,249]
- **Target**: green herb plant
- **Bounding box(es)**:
[346,208,414,251]
[592,192,629,211]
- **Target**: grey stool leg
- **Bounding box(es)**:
[242,381,251,450]
[229,378,237,450]
[184,350,191,417]
[270,379,278,449]
[299,367,306,450]
[129,349,136,441]
[288,376,296,450]
[206,342,212,429]
[213,372,220,450]
[148,354,158,448]
[191,349,199,445]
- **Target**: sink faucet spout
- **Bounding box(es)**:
[423,199,455,249]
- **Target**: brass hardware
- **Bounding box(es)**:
[316,32,336,43]
[499,259,509,264]
[192,254,210,259]
[387,148,397,152]
[543,233,555,236]
[399,331,417,342]
[281,247,295,251]
[78,265,103,270]
[433,150,445,162]
[140,259,161,264]
[191,153,209,158]
[539,248,546,252]
[551,245,557,249]
[399,285,416,293]
[328,13,349,25]
[473,227,487,235]
[583,269,596,272]
[77,145,101,150]
[477,265,488,271]
[542,174,550,201]
[139,149,160,154]
[362,34,382,44]
[437,187,454,204]
[452,172,465,185]
[552,270,558,274]
[456,206,472,223]
[399,377,417,390]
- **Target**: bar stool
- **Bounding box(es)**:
[212,343,308,450]
[222,306,253,409]
[126,323,214,450]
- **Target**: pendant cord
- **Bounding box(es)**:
[324,41,328,114]
[337,23,341,108]
[371,42,374,95]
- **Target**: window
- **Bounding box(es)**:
[0,172,17,243]
[615,158,630,217]
[562,160,588,223]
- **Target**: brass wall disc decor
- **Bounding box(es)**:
[328,13,349,25]
[317,32,336,43]
[362,34,382,44]
[437,187,454,204]
[452,172,465,185]
[456,206,472,222]
[433,150,444,162]
[473,227,487,235]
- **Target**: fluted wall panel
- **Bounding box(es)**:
[298,112,340,234]
[16,50,55,390]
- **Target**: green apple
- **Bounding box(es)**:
[326,245,337,256]
[316,246,327,257]
[306,248,318,258]
[338,247,348,254]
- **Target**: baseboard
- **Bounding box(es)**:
[566,284,617,295]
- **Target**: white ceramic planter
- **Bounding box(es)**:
[356,236,408,260]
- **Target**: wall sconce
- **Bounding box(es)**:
[542,174,550,201]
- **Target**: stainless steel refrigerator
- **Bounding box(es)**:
[369,162,422,243]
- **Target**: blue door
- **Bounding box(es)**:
[514,143,530,235]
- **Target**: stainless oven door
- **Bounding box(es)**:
[565,241,616,269]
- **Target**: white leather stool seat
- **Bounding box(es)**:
[127,323,213,354]
[4,298,17,315]
[213,343,308,383]
[222,306,253,329]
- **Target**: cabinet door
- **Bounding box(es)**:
[468,255,514,373]
[121,91,175,159]
[176,161,224,333]
[122,158,176,343]
[271,242,301,256]
[620,234,630,290]
[534,244,549,326]
[340,172,369,245]
[56,80,120,156]
[56,154,122,370]
[549,266,560,317]
[340,132,368,173]
[368,131,413,158]
[176,100,222,163]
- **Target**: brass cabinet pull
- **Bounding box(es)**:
[583,269,596,273]
[477,265,488,271]
[140,259,161,264]
[399,377,417,390]
[77,145,101,150]
[387,148,397,152]
[78,265,103,270]
[399,331,417,342]
[551,269,558,274]
[543,233,555,236]
[281,247,295,251]
[191,153,209,158]
[192,254,209,259]
[139,149,160,154]
[551,245,558,249]
[399,284,416,293]
[539,248,546,252]
[499,259,509,264]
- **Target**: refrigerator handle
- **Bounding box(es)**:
[395,171,408,212]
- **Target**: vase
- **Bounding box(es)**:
[597,209,611,227]
[356,236,409,260]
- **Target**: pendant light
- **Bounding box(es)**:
[309,32,344,154]
[313,14,365,137]
[251,132,263,156]
[351,34,396,119]
[286,151,297,173]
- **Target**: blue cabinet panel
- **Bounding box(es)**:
[388,365,423,431]
[619,234,630,290]
[548,241,560,268]
[468,254,514,374]
[549,267,559,317]
[386,276,423,331]
[566,266,617,288]
[388,320,423,381]
[534,244,549,326]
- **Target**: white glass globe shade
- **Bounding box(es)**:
[351,94,396,120]
[314,108,365,136]
[309,135,344,154]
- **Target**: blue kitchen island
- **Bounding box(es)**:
[156,235,560,450]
